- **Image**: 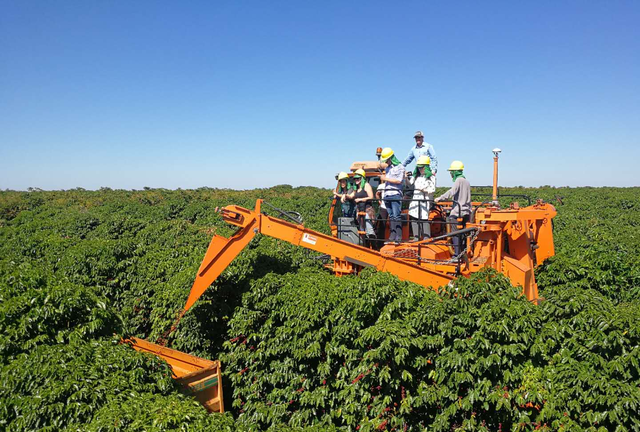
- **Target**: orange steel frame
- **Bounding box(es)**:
[183,197,556,313]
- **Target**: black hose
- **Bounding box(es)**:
[262,201,303,224]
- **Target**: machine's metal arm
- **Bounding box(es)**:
[183,200,453,313]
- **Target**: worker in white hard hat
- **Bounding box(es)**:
[334,172,355,217]
[435,161,471,256]
[403,131,438,180]
[379,147,405,243]
[407,155,436,240]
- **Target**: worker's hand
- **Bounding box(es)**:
[379,174,386,182]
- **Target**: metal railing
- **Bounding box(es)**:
[331,196,471,262]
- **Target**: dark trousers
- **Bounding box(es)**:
[376,208,389,249]
[447,214,470,256]
[384,199,402,242]
[410,217,430,239]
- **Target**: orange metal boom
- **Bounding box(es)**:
[184,199,454,312]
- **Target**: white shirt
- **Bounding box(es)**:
[377,183,387,209]
[408,175,436,219]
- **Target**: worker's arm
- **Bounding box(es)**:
[402,147,415,167]
[381,176,403,185]
[335,189,350,201]
[381,165,405,185]
[375,183,385,202]
[423,176,436,194]
[436,179,459,202]
[427,144,438,173]
[407,174,416,186]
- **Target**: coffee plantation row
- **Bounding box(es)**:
[1,186,639,431]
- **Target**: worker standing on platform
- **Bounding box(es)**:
[435,161,471,256]
[407,155,436,240]
[375,181,388,247]
[334,172,355,217]
[379,147,405,243]
[349,169,376,242]
[403,131,438,181]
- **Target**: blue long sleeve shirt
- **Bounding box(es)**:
[403,143,438,173]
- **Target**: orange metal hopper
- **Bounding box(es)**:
[128,337,224,413]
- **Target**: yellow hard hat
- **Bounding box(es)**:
[338,172,349,181]
[447,160,464,171]
[380,147,394,160]
[354,168,366,178]
[416,155,431,166]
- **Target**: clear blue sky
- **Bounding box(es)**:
[1,1,639,190]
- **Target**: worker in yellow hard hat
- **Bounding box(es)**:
[334,171,355,217]
[408,155,436,240]
[379,147,406,243]
[348,169,376,244]
[435,161,471,256]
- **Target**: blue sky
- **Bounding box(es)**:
[1,1,639,190]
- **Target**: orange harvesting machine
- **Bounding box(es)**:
[128,149,557,413]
